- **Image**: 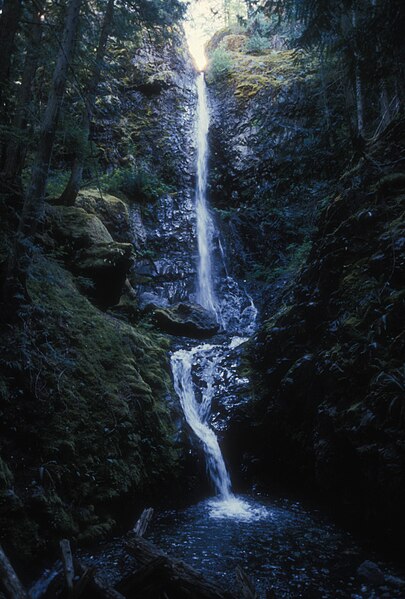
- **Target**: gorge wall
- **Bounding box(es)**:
[205,27,405,549]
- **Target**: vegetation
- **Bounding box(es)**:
[0,0,188,564]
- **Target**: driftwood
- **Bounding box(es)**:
[133,507,154,537]
[73,561,125,599]
[120,534,236,599]
[235,565,258,599]
[0,544,27,599]
[2,506,257,599]
[60,540,74,593]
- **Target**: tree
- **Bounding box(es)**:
[19,0,83,237]
[59,0,115,206]
[3,0,83,304]
[2,0,45,182]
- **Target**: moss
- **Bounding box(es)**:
[47,205,113,249]
[0,254,179,561]
[75,189,131,242]
[207,34,313,102]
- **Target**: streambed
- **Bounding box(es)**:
[81,493,405,598]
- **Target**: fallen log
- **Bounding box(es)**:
[60,540,74,593]
[133,507,153,537]
[120,535,236,599]
[0,544,27,599]
[73,561,125,599]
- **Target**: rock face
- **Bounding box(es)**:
[206,31,338,313]
[46,203,134,307]
[240,120,405,547]
[153,303,219,339]
[91,31,199,306]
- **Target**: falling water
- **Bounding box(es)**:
[171,345,231,499]
[195,73,217,315]
[171,72,261,519]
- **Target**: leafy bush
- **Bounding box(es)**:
[100,165,173,203]
[245,34,270,54]
[207,47,234,81]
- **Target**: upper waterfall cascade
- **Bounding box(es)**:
[195,72,217,316]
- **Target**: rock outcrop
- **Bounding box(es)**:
[0,30,198,565]
[237,119,405,548]
[153,302,219,339]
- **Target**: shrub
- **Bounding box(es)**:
[245,34,270,54]
[207,47,234,81]
[100,165,173,203]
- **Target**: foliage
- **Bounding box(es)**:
[100,165,174,203]
[207,47,234,82]
[244,33,270,54]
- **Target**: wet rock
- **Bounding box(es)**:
[357,560,385,586]
[153,302,219,339]
[139,292,169,311]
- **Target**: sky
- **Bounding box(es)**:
[184,0,226,70]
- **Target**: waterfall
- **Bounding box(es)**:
[195,73,217,315]
[171,345,231,499]
[170,72,259,517]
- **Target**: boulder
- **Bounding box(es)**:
[153,302,219,339]
[46,205,113,249]
[139,292,169,311]
[46,204,134,308]
[75,189,131,242]
[357,560,385,586]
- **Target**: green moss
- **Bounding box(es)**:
[47,205,113,248]
[207,35,313,101]
[0,254,179,560]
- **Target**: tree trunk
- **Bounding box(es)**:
[0,0,22,92]
[19,0,82,237]
[59,0,114,206]
[354,62,364,136]
[3,0,82,306]
[2,2,44,181]
[352,8,364,137]
[379,78,391,129]
[0,0,23,168]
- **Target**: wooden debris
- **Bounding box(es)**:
[235,565,258,599]
[59,540,75,593]
[1,508,244,599]
[133,507,154,537]
[0,544,27,599]
[121,534,236,599]
[73,561,125,599]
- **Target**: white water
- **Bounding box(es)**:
[171,344,231,499]
[195,73,217,316]
[171,73,262,521]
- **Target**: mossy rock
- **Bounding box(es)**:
[47,205,113,249]
[153,302,219,339]
[75,189,131,242]
[0,255,179,561]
